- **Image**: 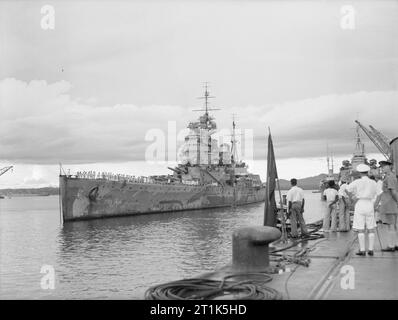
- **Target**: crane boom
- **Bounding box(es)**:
[369,125,391,154]
[0,166,13,177]
[355,120,391,160]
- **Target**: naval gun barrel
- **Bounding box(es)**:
[168,167,182,174]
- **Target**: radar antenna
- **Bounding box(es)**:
[192,82,221,115]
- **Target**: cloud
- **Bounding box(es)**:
[216,91,398,160]
[22,176,50,187]
[0,78,397,164]
[18,165,56,188]
[0,78,190,164]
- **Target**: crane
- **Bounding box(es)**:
[355,120,391,160]
[0,166,13,178]
[369,125,391,154]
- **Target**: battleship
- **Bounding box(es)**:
[59,87,266,221]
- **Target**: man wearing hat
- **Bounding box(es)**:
[374,160,398,251]
[368,159,379,180]
[346,164,378,256]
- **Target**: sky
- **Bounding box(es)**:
[0,0,397,188]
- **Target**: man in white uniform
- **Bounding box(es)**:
[286,178,309,238]
[346,164,378,256]
[323,180,339,232]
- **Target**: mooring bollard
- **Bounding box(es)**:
[232,226,281,272]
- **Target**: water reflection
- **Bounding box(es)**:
[1,192,323,299]
[54,203,264,298]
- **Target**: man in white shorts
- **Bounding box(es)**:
[346,164,378,256]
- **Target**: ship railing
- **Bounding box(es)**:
[73,171,156,183]
[70,171,206,187]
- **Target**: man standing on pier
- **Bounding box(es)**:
[323,180,339,232]
[347,164,378,256]
[286,178,309,238]
[374,160,398,252]
[338,180,351,232]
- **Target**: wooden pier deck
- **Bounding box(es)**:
[195,224,397,300]
[263,224,398,300]
[146,221,397,300]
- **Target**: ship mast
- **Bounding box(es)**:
[354,123,365,157]
[193,82,219,124]
[231,115,237,206]
[203,82,210,116]
[192,83,220,166]
[351,120,368,171]
[231,114,238,164]
[326,144,330,173]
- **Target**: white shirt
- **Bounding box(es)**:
[286,186,304,203]
[346,176,377,200]
[323,188,339,203]
[338,183,349,198]
[376,180,383,196]
[373,180,384,204]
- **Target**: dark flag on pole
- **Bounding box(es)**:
[264,129,279,227]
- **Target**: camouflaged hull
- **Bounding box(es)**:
[60,176,266,221]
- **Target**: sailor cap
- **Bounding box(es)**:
[356,164,370,173]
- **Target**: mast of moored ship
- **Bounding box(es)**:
[326,144,330,174]
[231,114,237,206]
[193,82,220,169]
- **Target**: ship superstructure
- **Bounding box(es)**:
[59,86,266,221]
[338,121,372,183]
[351,123,368,171]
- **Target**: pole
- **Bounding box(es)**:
[58,182,63,226]
[276,177,288,242]
[267,126,287,241]
[58,164,63,226]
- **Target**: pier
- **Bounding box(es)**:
[146,223,398,300]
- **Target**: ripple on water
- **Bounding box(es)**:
[0,192,325,299]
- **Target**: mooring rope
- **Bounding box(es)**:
[145,273,282,300]
[145,221,325,300]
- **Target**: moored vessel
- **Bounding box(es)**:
[60,86,266,221]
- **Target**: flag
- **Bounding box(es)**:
[264,130,279,227]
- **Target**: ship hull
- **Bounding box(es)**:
[60,176,266,221]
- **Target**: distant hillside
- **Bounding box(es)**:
[0,187,59,196]
[278,174,339,190]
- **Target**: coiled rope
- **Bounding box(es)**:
[145,273,282,300]
[145,220,325,300]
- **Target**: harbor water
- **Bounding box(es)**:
[0,191,325,299]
